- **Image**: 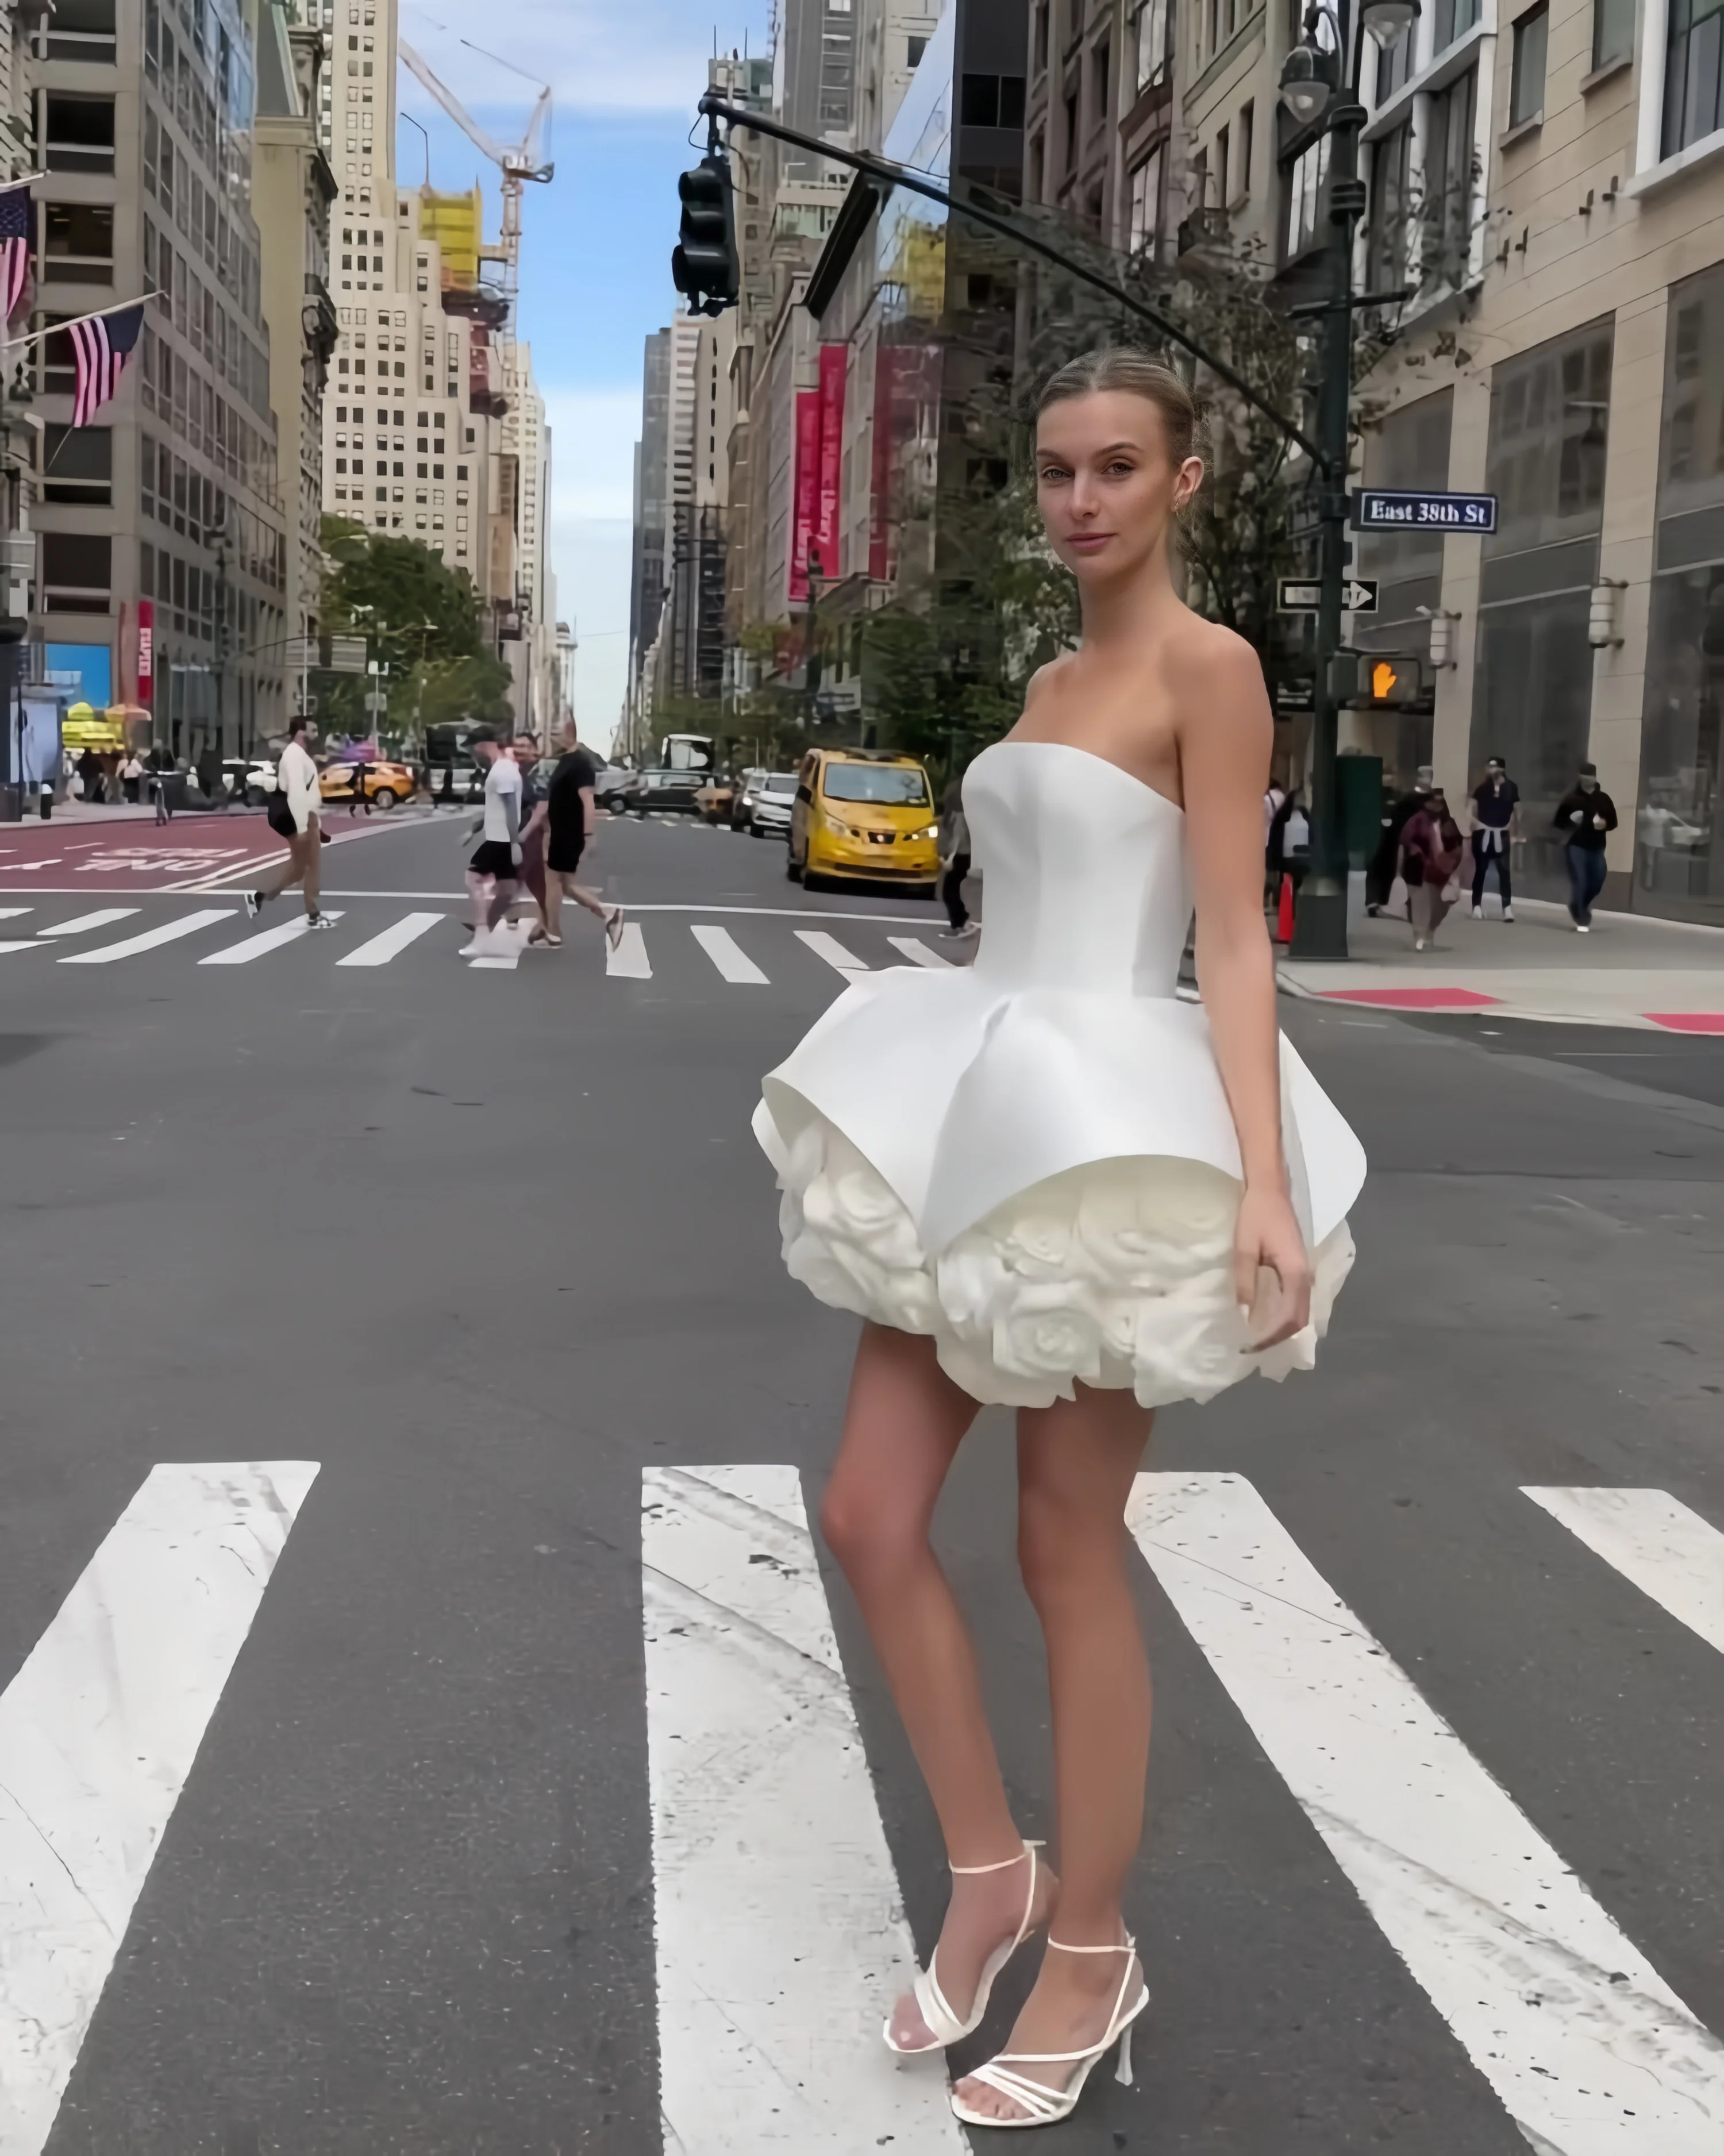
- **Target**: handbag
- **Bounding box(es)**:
[267,784,296,838]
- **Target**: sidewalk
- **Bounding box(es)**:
[1277,897,1724,1031]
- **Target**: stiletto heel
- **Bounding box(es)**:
[882,1841,1048,2057]
[949,1936,1149,2128]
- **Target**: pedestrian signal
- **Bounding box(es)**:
[672,155,740,318]
[1363,656,1420,707]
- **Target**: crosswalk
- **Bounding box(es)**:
[644,1467,1724,2155]
[0,902,960,987]
[1,1462,1718,2150]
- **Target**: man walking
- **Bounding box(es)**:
[461,729,524,956]
[1469,756,1519,921]
[937,776,977,941]
[1367,764,1432,915]
[542,723,624,949]
[244,716,331,926]
[1553,761,1618,932]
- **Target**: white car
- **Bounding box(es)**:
[737,769,798,836]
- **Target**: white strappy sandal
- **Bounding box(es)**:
[948,1935,1148,2128]
[882,1841,1048,2057]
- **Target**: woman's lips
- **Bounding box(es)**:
[1067,531,1114,552]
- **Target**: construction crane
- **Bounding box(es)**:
[397,36,552,379]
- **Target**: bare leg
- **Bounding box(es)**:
[258,831,311,899]
[484,876,519,931]
[544,875,564,940]
[820,1325,1055,2047]
[955,1383,1153,2121]
[558,869,611,920]
[463,871,489,933]
[301,817,322,917]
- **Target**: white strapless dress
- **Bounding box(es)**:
[752,740,1365,1410]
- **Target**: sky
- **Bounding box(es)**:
[396,1,774,744]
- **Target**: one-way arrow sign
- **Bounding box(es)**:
[1277,577,1379,614]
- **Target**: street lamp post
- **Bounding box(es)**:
[1279,0,1418,960]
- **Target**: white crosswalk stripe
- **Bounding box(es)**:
[0,906,31,920]
[887,935,955,968]
[691,923,769,983]
[336,911,445,967]
[57,908,233,964]
[642,1465,963,2154]
[34,908,140,938]
[0,1462,320,2156]
[1127,1472,1724,2155]
[606,919,653,978]
[794,928,869,976]
[1524,1487,1724,1655]
[199,911,345,964]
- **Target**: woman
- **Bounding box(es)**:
[1399,786,1464,952]
[754,349,1364,2128]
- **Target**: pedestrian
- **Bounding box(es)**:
[460,729,524,957]
[149,750,171,825]
[754,346,1363,2130]
[1400,784,1464,951]
[1366,763,1432,915]
[541,723,625,949]
[937,776,977,940]
[1468,755,1518,920]
[76,748,99,802]
[513,736,550,939]
[1261,779,1287,905]
[1552,760,1618,932]
[122,749,144,805]
[1266,785,1310,911]
[195,743,224,813]
[243,716,332,927]
[348,750,371,816]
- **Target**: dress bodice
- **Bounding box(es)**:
[964,741,1191,1000]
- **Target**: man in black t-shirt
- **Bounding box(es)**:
[1468,756,1519,920]
[544,726,624,949]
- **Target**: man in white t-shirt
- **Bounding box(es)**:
[461,730,523,957]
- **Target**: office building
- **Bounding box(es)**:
[31,0,292,751]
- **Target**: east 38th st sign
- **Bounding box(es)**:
[1352,488,1499,532]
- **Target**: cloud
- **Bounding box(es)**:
[399,0,771,117]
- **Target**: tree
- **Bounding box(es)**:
[317,518,514,737]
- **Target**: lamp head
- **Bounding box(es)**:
[1362,0,1419,47]
[1278,40,1334,122]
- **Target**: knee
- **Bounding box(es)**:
[819,1479,927,1587]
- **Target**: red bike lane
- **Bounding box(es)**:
[0,813,420,892]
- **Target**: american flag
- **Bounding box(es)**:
[0,183,30,322]
[70,301,145,426]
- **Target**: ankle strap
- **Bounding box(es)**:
[1046,1934,1134,1954]
[950,1838,1042,1877]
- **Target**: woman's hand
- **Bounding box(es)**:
[1234,1182,1313,1350]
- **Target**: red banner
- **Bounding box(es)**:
[816,343,845,583]
[135,598,154,706]
[788,386,821,604]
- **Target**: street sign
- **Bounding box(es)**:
[1277,577,1379,613]
[1274,675,1316,715]
[1352,488,1498,533]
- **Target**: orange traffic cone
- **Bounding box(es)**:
[1276,873,1295,944]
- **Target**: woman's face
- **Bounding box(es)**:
[1035,388,1203,584]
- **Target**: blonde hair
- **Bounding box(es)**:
[1036,347,1203,465]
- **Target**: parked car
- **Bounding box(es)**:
[627,765,706,815]
[593,761,634,811]
[735,769,798,837]
[695,775,737,823]
[318,758,417,809]
[788,749,939,895]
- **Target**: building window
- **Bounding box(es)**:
[1433,0,1482,49]
[1509,3,1548,126]
[1133,0,1171,88]
[908,32,928,66]
[1663,0,1724,152]
[1592,0,1635,67]
[1128,145,1164,253]
[41,200,114,283]
[1424,65,1479,284]
[1236,102,1254,201]
[1093,40,1110,124]
[960,74,1026,126]
[1366,118,1411,289]
[1284,132,1330,260]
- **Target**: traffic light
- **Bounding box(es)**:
[672,155,739,318]
[1362,654,1422,707]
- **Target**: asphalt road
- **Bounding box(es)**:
[0,807,1719,2154]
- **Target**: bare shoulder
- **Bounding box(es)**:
[1165,613,1267,703]
[1019,652,1076,714]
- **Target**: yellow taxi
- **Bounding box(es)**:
[788,748,940,895]
[317,758,417,809]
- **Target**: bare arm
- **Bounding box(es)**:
[580,784,596,839]
[1179,632,1311,1345]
